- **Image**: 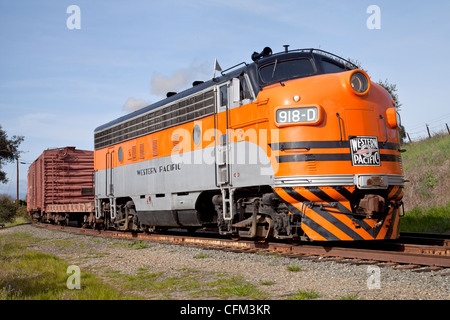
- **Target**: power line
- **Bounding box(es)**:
[405,121,449,142]
[406,113,450,130]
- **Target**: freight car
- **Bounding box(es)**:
[93,46,406,241]
[27,147,95,226]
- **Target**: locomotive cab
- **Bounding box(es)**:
[247,47,405,241]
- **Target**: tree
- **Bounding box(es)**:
[377,78,402,111]
[0,125,24,184]
[376,79,406,143]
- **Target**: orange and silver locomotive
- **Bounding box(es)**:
[93,46,405,241]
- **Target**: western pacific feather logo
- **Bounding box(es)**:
[350,136,381,166]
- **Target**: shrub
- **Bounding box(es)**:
[0,194,16,223]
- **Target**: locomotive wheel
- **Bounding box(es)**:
[143,225,156,234]
[230,233,240,241]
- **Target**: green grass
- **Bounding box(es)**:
[104,267,268,299]
[0,232,269,300]
[3,213,32,228]
[286,289,320,300]
[400,134,450,233]
[402,134,450,171]
[286,265,301,272]
[203,276,267,299]
[0,232,135,300]
[400,203,450,234]
[108,240,149,249]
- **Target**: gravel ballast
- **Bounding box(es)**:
[1,224,449,300]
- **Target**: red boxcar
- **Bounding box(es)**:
[27,147,94,224]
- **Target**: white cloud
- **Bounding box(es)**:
[19,112,57,123]
[151,70,189,96]
[123,97,149,112]
[150,60,210,96]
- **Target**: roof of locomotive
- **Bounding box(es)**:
[94,66,248,133]
[94,48,356,133]
[254,48,357,67]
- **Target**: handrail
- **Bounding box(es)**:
[336,113,344,142]
[270,48,359,70]
[220,61,248,76]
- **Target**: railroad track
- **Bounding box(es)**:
[33,223,450,269]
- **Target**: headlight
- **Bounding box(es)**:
[350,70,370,95]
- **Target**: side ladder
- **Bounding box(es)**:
[221,186,234,221]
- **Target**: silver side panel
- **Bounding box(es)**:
[95,142,274,212]
[274,174,406,188]
[229,140,274,187]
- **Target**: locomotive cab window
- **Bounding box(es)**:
[219,84,227,107]
[322,59,347,74]
[259,58,316,85]
[239,74,253,101]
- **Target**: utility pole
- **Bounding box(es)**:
[16,155,19,209]
[15,154,28,209]
[426,123,431,139]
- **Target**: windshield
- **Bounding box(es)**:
[259,58,316,84]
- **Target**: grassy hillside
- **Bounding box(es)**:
[400,133,450,233]
[401,133,450,210]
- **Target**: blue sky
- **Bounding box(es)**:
[1,0,450,198]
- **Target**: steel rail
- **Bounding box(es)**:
[33,223,450,268]
[399,232,450,247]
